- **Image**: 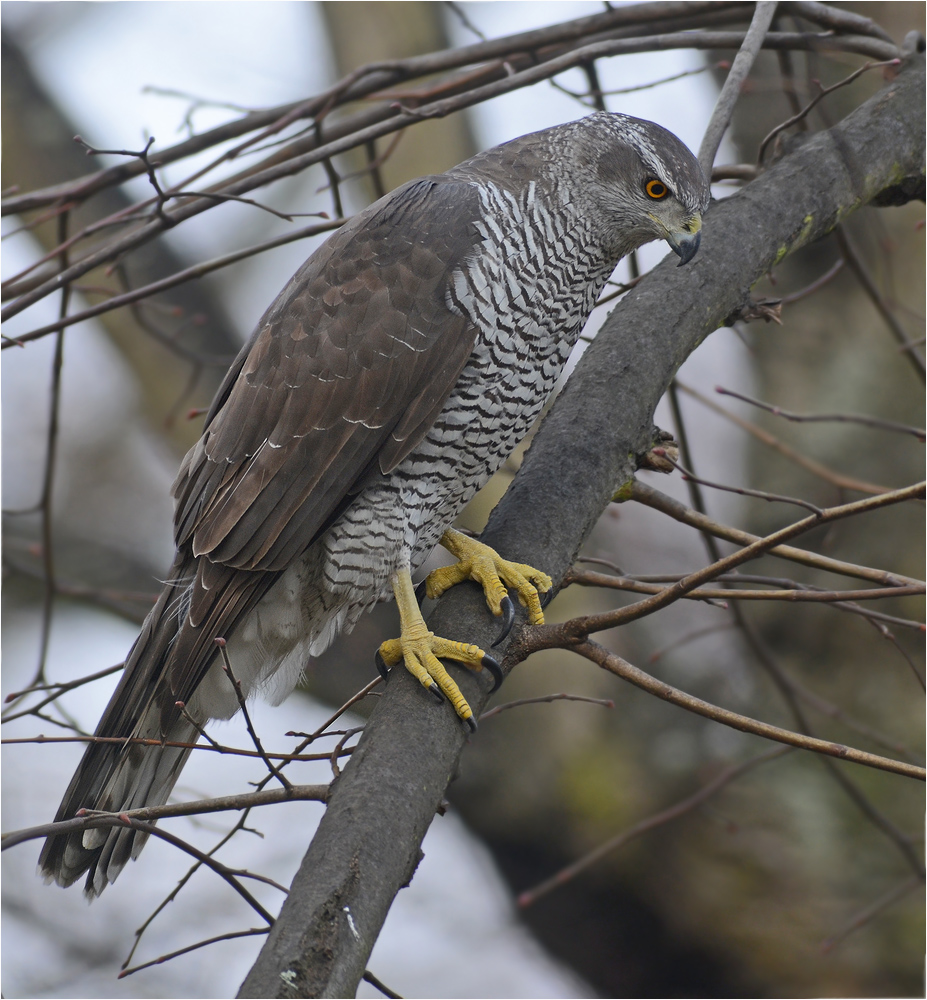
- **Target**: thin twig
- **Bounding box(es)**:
[627,480,923,588]
[1,27,899,327]
[573,640,924,780]
[1,662,125,722]
[836,226,925,379]
[30,211,73,688]
[1,733,357,763]
[529,483,925,644]
[119,927,269,979]
[730,607,925,876]
[566,567,924,604]
[480,692,614,721]
[1,784,329,850]
[661,450,824,514]
[758,59,899,164]
[329,727,364,780]
[5,218,344,348]
[216,638,292,791]
[699,2,780,176]
[518,746,791,906]
[675,380,891,495]
[820,875,923,953]
[715,386,926,441]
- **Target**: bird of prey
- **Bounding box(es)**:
[40,111,708,895]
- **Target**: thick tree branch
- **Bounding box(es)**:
[238,54,925,1000]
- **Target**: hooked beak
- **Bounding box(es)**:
[668,228,701,267]
[655,211,702,267]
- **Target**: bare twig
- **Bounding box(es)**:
[627,481,924,589]
[573,640,924,780]
[1,733,356,764]
[820,875,923,953]
[1,27,899,327]
[31,211,71,688]
[699,2,780,176]
[836,226,926,379]
[1,661,125,722]
[659,450,825,514]
[1,784,329,850]
[120,927,270,980]
[715,386,926,440]
[675,380,892,495]
[758,59,900,164]
[792,2,896,46]
[518,746,792,906]
[528,483,925,645]
[479,692,615,721]
[779,257,844,302]
[566,567,924,605]
[3,218,344,348]
[216,638,293,791]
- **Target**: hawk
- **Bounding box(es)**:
[40,111,708,895]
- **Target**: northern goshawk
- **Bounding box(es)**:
[40,111,709,895]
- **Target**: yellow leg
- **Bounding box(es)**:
[378,568,500,730]
[425,528,552,625]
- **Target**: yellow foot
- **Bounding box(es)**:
[379,569,503,731]
[425,529,553,638]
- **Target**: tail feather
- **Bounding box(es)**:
[38,554,207,896]
[38,688,202,895]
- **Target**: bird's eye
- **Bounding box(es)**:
[645,179,669,200]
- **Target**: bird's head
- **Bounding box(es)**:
[564,112,710,265]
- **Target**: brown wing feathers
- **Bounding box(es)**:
[167,176,482,706]
[173,177,480,575]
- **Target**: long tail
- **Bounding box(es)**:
[38,557,209,896]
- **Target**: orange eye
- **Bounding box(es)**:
[645,179,668,199]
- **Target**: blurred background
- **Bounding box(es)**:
[2,3,924,997]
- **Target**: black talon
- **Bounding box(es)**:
[464,716,478,734]
[374,650,391,682]
[414,578,428,605]
[481,653,504,693]
[540,588,553,610]
[492,595,516,647]
[428,682,444,704]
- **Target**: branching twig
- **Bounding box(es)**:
[627,481,924,589]
[120,927,270,980]
[527,483,924,645]
[216,638,293,791]
[3,217,345,348]
[757,59,900,163]
[2,783,328,851]
[675,380,892,494]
